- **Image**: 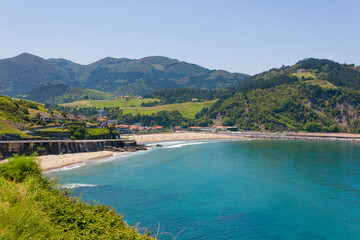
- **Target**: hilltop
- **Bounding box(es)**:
[0,53,250,98]
[205,58,360,132]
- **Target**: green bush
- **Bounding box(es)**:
[35,146,48,156]
[0,154,41,182]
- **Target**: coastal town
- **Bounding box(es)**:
[1,1,360,239]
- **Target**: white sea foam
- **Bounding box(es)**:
[163,141,208,148]
[62,183,98,189]
[47,163,86,173]
[151,141,183,146]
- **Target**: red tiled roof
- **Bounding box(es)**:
[116,125,129,128]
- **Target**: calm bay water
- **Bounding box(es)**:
[48,140,360,240]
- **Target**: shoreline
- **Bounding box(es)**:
[25,131,360,172]
[40,132,245,171]
[40,151,115,172]
[220,131,360,143]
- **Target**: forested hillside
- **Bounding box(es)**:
[206,59,360,132]
[24,83,115,104]
[0,53,249,97]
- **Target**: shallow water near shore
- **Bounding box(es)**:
[48,140,360,240]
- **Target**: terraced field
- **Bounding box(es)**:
[123,100,217,118]
[305,80,337,89]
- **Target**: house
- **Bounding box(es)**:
[155,126,164,131]
[97,117,107,127]
[215,126,238,131]
[123,96,130,99]
[189,126,215,132]
[66,114,77,122]
[77,114,89,122]
[52,113,65,122]
[191,98,199,102]
[97,117,107,123]
[215,126,228,130]
[97,109,107,119]
[297,69,306,73]
[199,127,216,132]
[116,125,131,134]
[137,96,143,99]
[174,126,181,130]
[138,127,146,132]
[37,112,53,122]
[129,126,138,133]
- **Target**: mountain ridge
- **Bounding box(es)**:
[0,53,250,96]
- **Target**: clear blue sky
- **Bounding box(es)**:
[1,0,359,75]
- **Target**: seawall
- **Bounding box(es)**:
[0,139,137,158]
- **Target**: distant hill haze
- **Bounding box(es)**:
[0,53,250,97]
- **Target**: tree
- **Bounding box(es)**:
[222,117,234,126]
[305,122,322,132]
[180,121,189,128]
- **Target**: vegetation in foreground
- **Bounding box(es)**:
[0,155,153,239]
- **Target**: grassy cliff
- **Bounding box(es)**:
[0,155,154,239]
[0,96,46,137]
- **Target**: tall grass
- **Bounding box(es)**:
[0,156,154,239]
[0,154,41,182]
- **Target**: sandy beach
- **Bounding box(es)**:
[128,132,245,143]
[40,151,114,171]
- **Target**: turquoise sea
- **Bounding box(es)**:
[48,140,360,240]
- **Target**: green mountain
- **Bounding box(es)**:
[0,53,250,97]
[0,53,70,96]
[24,83,115,104]
[205,58,360,132]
